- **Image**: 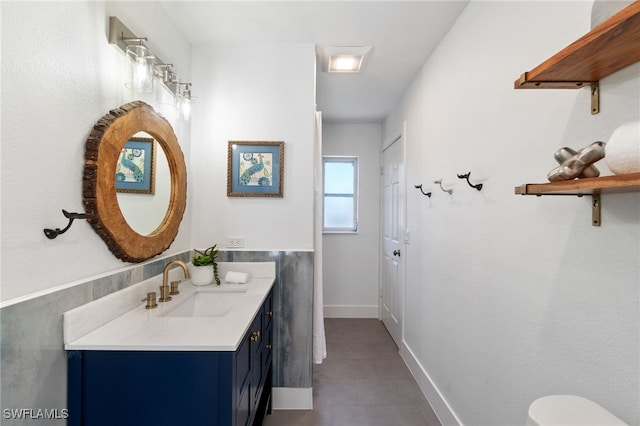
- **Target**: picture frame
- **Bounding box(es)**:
[115,137,156,194]
[227,141,284,197]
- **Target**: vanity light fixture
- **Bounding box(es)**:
[109,16,192,100]
[320,46,372,73]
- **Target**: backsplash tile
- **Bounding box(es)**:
[90,269,132,300]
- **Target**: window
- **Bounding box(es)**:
[323,156,358,232]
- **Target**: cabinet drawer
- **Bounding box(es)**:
[251,312,263,356]
[263,293,273,330]
[262,325,273,372]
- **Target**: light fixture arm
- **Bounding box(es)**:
[121,37,148,45]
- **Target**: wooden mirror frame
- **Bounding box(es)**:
[83,101,187,262]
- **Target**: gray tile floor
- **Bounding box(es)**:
[264,318,442,426]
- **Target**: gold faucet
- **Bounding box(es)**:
[159,260,190,302]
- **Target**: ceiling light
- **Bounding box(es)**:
[330,55,362,72]
[320,46,372,73]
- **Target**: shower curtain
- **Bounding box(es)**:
[313,110,327,364]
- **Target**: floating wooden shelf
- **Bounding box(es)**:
[515,173,640,227]
[515,173,640,196]
[514,1,640,114]
[513,3,640,226]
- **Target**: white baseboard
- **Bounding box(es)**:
[401,342,462,426]
[271,387,313,410]
[323,305,378,318]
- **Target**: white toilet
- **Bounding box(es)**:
[527,395,628,426]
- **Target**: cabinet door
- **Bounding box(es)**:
[250,309,264,412]
[236,330,252,426]
[75,351,232,426]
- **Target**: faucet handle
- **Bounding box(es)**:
[141,292,158,309]
[158,285,172,302]
[169,280,180,296]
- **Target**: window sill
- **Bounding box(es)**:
[322,230,358,235]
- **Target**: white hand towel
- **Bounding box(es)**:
[225,271,249,284]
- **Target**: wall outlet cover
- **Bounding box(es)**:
[225,237,245,248]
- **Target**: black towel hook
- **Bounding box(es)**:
[434,179,453,195]
[414,184,432,197]
[457,172,483,191]
[44,209,92,239]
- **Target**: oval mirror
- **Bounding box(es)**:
[83,101,187,262]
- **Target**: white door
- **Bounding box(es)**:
[381,135,404,348]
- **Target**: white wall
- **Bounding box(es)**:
[1,1,192,303]
[322,123,381,318]
[386,1,639,424]
[189,43,316,250]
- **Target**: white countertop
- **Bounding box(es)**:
[64,262,275,352]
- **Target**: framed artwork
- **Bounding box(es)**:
[115,137,156,194]
[227,141,284,197]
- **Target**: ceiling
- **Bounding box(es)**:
[160,1,469,123]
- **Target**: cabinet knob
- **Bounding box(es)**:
[250,331,261,342]
[266,310,273,317]
[266,344,272,350]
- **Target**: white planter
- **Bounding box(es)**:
[190,264,214,286]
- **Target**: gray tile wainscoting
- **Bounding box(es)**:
[218,250,314,389]
[0,250,313,425]
[0,252,189,426]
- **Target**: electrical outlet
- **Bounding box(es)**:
[225,237,245,248]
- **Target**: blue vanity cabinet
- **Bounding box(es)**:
[67,290,273,426]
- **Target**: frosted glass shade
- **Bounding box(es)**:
[126,45,155,94]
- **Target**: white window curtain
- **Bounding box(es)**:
[313,110,327,364]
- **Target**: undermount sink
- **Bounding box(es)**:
[161,287,248,318]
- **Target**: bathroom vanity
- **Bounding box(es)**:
[64,262,276,426]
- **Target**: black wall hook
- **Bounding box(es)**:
[44,210,92,239]
[457,172,483,191]
[414,184,432,197]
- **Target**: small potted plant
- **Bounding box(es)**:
[191,244,221,286]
